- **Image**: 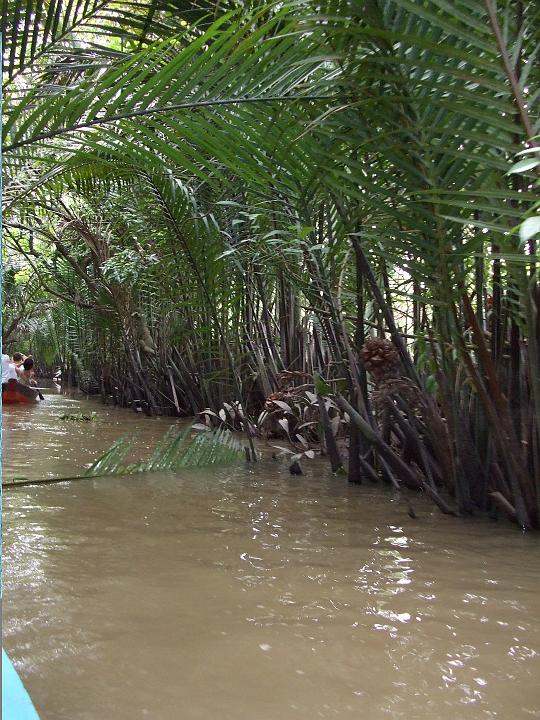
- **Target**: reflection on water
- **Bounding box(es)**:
[3,391,540,719]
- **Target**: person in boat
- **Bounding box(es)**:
[2,353,20,386]
[11,352,26,380]
[2,352,31,387]
[12,352,24,367]
[18,356,37,386]
[2,353,13,390]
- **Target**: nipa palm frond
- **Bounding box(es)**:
[84,424,244,477]
[84,436,136,477]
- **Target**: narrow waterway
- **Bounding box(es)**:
[3,389,540,719]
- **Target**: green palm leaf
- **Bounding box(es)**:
[2,0,214,85]
[84,424,244,477]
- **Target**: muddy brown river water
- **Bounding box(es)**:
[2,387,540,719]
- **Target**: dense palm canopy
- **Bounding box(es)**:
[2,0,540,527]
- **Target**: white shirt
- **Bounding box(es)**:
[2,354,11,383]
[2,355,19,382]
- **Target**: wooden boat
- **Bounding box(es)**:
[2,379,40,404]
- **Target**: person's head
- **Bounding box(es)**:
[12,352,24,365]
[23,357,34,371]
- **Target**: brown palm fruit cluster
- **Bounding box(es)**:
[360,338,401,383]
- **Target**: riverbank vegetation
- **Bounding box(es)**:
[2,0,539,527]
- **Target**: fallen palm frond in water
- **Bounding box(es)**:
[59,412,97,422]
[84,436,137,477]
[85,425,244,477]
[3,427,245,487]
